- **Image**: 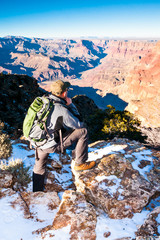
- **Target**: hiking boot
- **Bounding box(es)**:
[33,173,45,192]
[74,161,96,171]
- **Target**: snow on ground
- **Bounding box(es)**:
[96,175,122,197]
[130,150,154,180]
[0,193,59,240]
[88,143,126,161]
[96,210,150,240]
[157,214,160,235]
[0,140,158,239]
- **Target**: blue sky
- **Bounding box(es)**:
[0,0,160,39]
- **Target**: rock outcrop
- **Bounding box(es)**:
[1,138,160,239]
[71,139,160,219]
[72,94,99,122]
[0,74,46,137]
[52,190,97,240]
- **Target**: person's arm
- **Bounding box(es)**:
[65,97,82,120]
[61,105,84,129]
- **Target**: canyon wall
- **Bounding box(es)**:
[117,41,160,128]
[0,37,159,129]
[70,40,160,129]
[0,36,107,81]
[71,40,155,93]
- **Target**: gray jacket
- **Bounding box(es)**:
[40,94,83,149]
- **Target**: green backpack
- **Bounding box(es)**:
[23,96,54,147]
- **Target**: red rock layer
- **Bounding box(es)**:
[118,41,160,127]
[70,40,155,94]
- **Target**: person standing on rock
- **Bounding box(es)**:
[33,79,95,192]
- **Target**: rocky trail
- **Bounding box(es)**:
[0,138,160,239]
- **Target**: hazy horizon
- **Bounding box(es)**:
[1,35,160,41]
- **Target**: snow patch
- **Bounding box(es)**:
[96,210,150,240]
[88,143,126,161]
[39,225,71,240]
[156,213,160,223]
[0,194,59,240]
[131,150,154,180]
[96,175,123,198]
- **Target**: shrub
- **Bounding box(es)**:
[0,158,31,191]
[0,121,31,191]
[86,105,146,143]
[0,121,12,159]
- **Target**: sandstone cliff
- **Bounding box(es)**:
[70,40,160,132]
[117,41,160,128]
[70,40,155,93]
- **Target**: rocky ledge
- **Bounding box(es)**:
[1,138,160,239]
[71,139,160,220]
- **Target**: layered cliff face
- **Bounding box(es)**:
[117,41,160,128]
[0,36,107,81]
[0,37,154,89]
[70,40,155,93]
[70,40,159,130]
[0,37,159,130]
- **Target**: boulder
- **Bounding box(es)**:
[0,74,46,137]
[72,95,98,119]
[52,190,97,240]
[72,139,160,219]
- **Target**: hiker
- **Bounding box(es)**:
[33,80,95,192]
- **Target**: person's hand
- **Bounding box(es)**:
[65,97,72,105]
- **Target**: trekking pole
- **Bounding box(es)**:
[59,129,64,163]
